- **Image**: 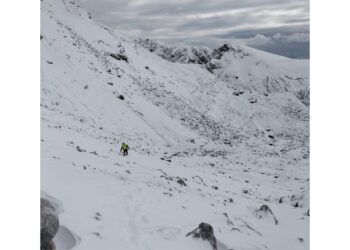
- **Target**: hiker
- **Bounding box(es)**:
[120,143,129,156]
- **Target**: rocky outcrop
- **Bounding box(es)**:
[136,39,246,74]
[255,204,278,225]
[41,198,59,250]
[186,222,217,250]
[135,39,212,65]
[211,43,240,60]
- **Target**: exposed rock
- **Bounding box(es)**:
[255,204,279,225]
[242,189,249,194]
[223,139,231,145]
[163,192,173,197]
[118,95,125,100]
[41,198,59,250]
[222,212,233,226]
[93,231,102,239]
[76,146,85,152]
[136,38,211,65]
[109,53,128,63]
[296,88,310,106]
[249,97,257,103]
[186,222,217,250]
[45,241,56,250]
[177,177,187,186]
[212,44,235,60]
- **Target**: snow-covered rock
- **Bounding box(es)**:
[135,38,211,65]
[186,223,217,250]
[41,198,59,250]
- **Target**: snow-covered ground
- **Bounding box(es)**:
[41,1,309,250]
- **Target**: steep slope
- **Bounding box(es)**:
[41,1,309,250]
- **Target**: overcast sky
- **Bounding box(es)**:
[76,0,309,58]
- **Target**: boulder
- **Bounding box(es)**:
[176,177,187,186]
[41,198,59,250]
[186,222,217,250]
[255,204,278,225]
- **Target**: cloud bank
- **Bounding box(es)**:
[76,0,309,58]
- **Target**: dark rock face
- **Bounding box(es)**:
[109,53,128,63]
[46,241,56,250]
[136,39,249,76]
[186,222,217,250]
[136,38,211,65]
[296,88,310,106]
[255,204,279,225]
[211,44,235,60]
[176,178,187,186]
[76,145,86,152]
[139,40,235,65]
[41,198,59,250]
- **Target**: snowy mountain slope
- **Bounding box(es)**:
[137,39,310,106]
[41,1,309,250]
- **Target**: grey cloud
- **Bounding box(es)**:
[242,33,309,58]
[216,24,309,39]
[75,0,309,58]
[249,40,309,59]
[137,0,307,17]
